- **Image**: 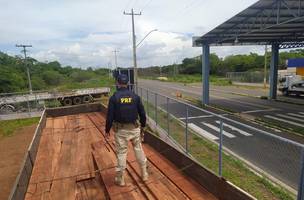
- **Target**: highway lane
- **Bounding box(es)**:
[139,79,304,137]
[138,79,304,190]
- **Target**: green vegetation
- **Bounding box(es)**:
[142,74,232,85]
[0,117,39,138]
[0,52,114,93]
[143,100,294,200]
[138,49,304,84]
[256,117,304,137]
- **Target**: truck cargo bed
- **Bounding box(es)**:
[24,112,217,200]
[9,103,254,200]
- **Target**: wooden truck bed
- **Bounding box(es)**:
[24,112,217,200]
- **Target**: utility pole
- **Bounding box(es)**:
[264,45,268,89]
[124,9,141,86]
[112,49,119,69]
[108,62,112,79]
[16,44,33,94]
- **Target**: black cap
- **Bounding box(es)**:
[117,74,129,85]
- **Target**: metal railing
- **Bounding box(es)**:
[136,86,304,200]
[226,71,269,83]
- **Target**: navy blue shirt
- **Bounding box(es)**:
[105,87,146,133]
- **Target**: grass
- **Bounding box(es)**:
[142,99,295,200]
[140,74,232,86]
[0,117,39,138]
[256,117,304,137]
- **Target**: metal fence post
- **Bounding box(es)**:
[140,87,143,98]
[146,90,149,117]
[185,105,189,153]
[167,97,170,136]
[219,120,223,177]
[27,95,31,113]
[155,93,158,126]
[297,150,304,200]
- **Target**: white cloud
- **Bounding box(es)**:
[0,0,260,68]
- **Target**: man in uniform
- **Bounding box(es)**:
[105,74,148,186]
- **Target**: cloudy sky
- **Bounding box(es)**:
[0,0,265,68]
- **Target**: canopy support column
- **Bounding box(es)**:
[202,44,210,105]
[269,43,279,99]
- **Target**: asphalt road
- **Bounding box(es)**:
[139,79,304,191]
[140,79,304,137]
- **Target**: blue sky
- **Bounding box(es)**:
[0,0,265,68]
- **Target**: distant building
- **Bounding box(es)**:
[287,58,304,76]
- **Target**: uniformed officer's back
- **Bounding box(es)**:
[108,87,145,125]
[105,74,148,187]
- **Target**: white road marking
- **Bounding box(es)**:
[215,121,252,136]
[202,122,236,138]
[276,114,304,123]
[188,123,218,141]
[179,115,213,120]
[264,115,304,128]
[242,109,278,114]
[287,113,304,119]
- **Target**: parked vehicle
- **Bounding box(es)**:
[0,87,110,113]
[278,75,304,96]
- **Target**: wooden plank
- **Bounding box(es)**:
[25,112,219,200]
[143,145,218,200]
[49,115,78,199]
[76,178,107,200]
[75,115,95,182]
[92,143,146,200]
[25,117,65,200]
[127,148,188,200]
[90,113,186,200]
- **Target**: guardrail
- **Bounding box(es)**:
[135,86,304,200]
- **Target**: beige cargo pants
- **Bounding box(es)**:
[114,124,147,173]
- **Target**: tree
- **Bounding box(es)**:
[70,71,94,82]
[0,66,26,93]
[42,70,64,86]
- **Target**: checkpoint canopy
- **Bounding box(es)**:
[193,0,304,104]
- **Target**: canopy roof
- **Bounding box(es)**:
[193,0,304,48]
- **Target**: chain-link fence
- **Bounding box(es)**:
[136,86,304,200]
[226,71,269,83]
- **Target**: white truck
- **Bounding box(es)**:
[0,87,110,113]
[278,75,304,96]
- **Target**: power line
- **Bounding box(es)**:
[124,9,142,86]
[16,44,33,94]
[141,0,152,11]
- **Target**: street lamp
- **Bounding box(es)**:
[136,29,158,48]
[134,29,158,86]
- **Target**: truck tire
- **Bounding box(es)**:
[63,98,73,106]
[0,104,15,113]
[82,95,91,103]
[73,97,82,105]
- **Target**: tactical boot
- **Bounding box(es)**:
[141,165,149,181]
[114,171,125,186]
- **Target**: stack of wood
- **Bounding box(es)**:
[25,112,217,200]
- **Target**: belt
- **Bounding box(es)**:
[114,121,139,129]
